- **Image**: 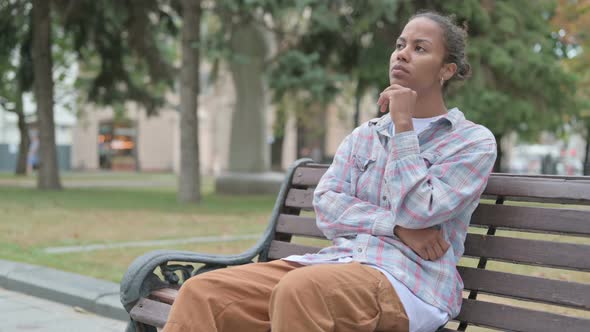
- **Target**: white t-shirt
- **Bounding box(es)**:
[390,114,445,136]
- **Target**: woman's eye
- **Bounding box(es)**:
[395,43,404,50]
[416,46,425,52]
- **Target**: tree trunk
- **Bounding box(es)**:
[15,90,29,175]
[353,79,362,128]
[227,22,270,173]
[493,133,503,173]
[177,0,201,203]
[270,105,286,171]
[32,0,61,189]
[584,124,590,176]
[296,102,327,162]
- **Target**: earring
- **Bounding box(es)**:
[440,77,445,86]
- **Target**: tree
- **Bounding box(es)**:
[55,1,205,201]
[269,1,576,172]
[0,1,33,175]
[178,0,202,203]
[397,0,577,172]
[269,1,402,162]
[199,1,277,173]
[56,0,176,114]
[551,0,590,174]
[32,0,62,189]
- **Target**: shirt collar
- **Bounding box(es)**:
[370,107,464,138]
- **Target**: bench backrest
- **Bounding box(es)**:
[262,161,590,332]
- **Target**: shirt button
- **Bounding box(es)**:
[357,248,363,253]
[382,195,387,201]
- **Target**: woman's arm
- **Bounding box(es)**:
[314,129,496,240]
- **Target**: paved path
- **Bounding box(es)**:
[44,233,260,254]
[0,288,126,332]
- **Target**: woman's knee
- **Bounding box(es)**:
[270,266,324,302]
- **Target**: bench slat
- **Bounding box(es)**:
[287,173,590,206]
[276,214,324,238]
[276,216,590,270]
[150,288,179,305]
[285,188,315,210]
[464,234,590,271]
[287,187,590,214]
[291,166,328,186]
[129,297,171,328]
[484,176,590,203]
[471,204,590,236]
[268,240,321,260]
[278,205,590,239]
[459,266,590,309]
[456,298,590,332]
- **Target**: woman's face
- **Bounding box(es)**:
[389,17,455,92]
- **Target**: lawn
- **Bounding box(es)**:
[0,173,276,282]
[1,171,589,327]
[1,174,589,284]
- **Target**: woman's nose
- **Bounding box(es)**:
[396,47,409,62]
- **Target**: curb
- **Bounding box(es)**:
[0,259,127,322]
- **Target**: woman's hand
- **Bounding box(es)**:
[377,84,417,133]
[394,225,450,261]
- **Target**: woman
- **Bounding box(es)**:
[163,11,497,332]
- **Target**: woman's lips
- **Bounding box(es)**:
[392,64,410,74]
[390,64,410,79]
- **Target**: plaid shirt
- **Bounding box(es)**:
[287,108,496,317]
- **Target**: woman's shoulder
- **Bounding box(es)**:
[460,120,496,143]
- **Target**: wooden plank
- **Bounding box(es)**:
[458,266,590,309]
[464,234,590,271]
[483,176,590,204]
[456,299,590,332]
[291,166,328,186]
[490,173,590,180]
[149,287,178,305]
[129,297,170,328]
[284,188,314,210]
[267,240,321,260]
[276,214,324,238]
[471,204,590,236]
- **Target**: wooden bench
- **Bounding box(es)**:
[120,158,590,331]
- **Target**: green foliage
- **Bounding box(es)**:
[0,1,30,107]
[269,0,402,110]
[54,0,179,115]
[270,50,344,104]
[439,0,577,140]
[267,0,577,142]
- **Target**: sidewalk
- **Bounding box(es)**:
[0,288,126,331]
[0,259,128,331]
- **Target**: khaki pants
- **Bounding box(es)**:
[162,260,409,332]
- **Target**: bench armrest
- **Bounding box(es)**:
[120,247,264,312]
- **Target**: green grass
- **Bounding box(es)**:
[0,175,276,282]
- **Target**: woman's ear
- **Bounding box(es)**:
[441,63,457,81]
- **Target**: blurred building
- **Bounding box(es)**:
[70,69,298,174]
[0,93,74,171]
[504,132,586,176]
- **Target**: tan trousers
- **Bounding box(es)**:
[162,260,409,332]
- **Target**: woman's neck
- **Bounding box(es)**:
[413,89,447,118]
